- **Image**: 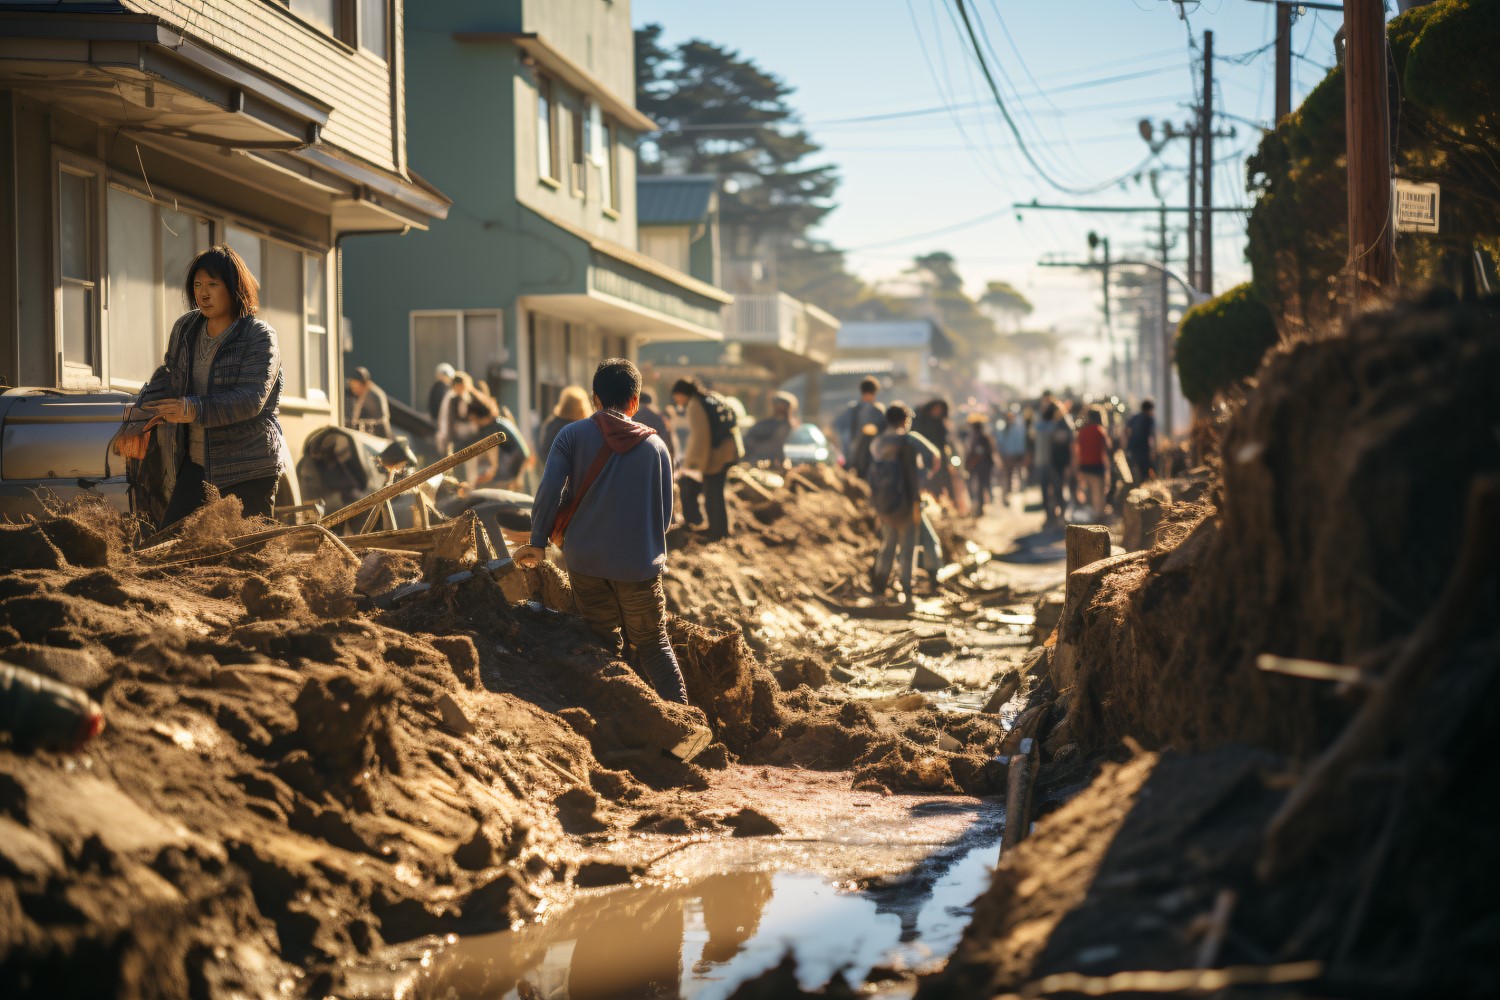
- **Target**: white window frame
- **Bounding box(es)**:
[537,74,560,187]
[408,309,507,405]
[53,151,104,388]
[601,117,620,217]
[221,220,333,409]
[103,181,215,392]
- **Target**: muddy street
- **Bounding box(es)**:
[0,465,1071,998]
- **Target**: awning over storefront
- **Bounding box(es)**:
[0,11,448,232]
[521,207,729,341]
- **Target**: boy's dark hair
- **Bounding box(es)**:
[640,391,654,406]
[185,244,259,318]
[594,358,642,410]
[1140,399,1156,412]
[1086,408,1104,424]
[670,377,701,398]
[885,402,913,428]
[859,376,880,397]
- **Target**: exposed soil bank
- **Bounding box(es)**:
[0,465,1026,997]
[917,298,1500,997]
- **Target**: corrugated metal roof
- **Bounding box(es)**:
[638,175,718,225]
[836,320,941,349]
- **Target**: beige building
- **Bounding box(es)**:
[0,1,447,481]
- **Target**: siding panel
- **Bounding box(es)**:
[124,1,399,171]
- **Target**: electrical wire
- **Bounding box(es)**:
[947,0,1159,196]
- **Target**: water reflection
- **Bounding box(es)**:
[417,833,1000,1000]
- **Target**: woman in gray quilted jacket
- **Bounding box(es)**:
[114,244,286,527]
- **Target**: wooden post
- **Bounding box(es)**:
[1065,524,1112,580]
[1001,737,1037,852]
[1345,0,1395,307]
[1275,2,1293,123]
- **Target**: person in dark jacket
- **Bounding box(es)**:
[964,412,996,517]
[514,359,688,704]
[742,392,797,467]
[427,363,455,421]
[868,403,924,603]
[114,244,285,527]
[635,391,675,462]
[346,366,391,439]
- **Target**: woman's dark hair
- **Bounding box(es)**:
[925,398,950,418]
[185,244,259,318]
[670,377,701,398]
[595,358,643,410]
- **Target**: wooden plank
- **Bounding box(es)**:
[319,431,504,529]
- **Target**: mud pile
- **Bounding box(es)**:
[0,497,720,997]
[1,462,1010,995]
[921,296,1500,996]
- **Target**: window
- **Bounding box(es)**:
[640,227,690,272]
[226,225,331,404]
[602,119,619,213]
[571,101,587,196]
[288,0,337,32]
[537,75,559,184]
[410,311,506,405]
[59,166,99,377]
[281,1,386,56]
[357,0,388,59]
[106,186,210,384]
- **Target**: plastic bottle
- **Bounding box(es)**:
[0,662,106,753]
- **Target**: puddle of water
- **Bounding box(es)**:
[412,834,1001,1000]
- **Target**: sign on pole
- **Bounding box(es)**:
[1395,180,1440,233]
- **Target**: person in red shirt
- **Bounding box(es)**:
[1075,407,1112,520]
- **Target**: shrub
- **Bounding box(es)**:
[1175,283,1279,405]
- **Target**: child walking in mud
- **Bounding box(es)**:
[513,359,689,704]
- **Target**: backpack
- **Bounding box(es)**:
[867,432,912,517]
[1049,423,1073,470]
[700,393,738,448]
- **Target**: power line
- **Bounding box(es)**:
[948,0,1159,196]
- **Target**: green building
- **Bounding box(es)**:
[341,0,729,437]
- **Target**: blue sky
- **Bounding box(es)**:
[633,0,1346,382]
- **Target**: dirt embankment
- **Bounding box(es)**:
[922,296,1500,997]
[0,463,1007,996]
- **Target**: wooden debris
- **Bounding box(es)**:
[319,431,504,529]
[1001,737,1036,852]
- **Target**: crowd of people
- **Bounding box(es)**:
[110,235,1163,702]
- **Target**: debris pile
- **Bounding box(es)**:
[0,461,1016,995]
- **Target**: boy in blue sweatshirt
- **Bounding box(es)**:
[513,359,688,704]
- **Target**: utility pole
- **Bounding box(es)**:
[1346,0,1395,306]
[1159,205,1173,438]
[1200,29,1214,298]
[1186,131,1198,290]
[1275,3,1293,122]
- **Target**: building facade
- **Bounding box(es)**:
[341,0,728,440]
[0,0,447,475]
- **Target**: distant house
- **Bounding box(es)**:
[0,0,448,474]
[833,319,965,406]
[636,175,837,419]
[341,0,729,437]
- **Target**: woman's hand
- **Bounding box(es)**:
[512,544,546,569]
[113,430,149,461]
[146,398,195,424]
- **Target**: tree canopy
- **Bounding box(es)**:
[1246,0,1500,336]
[635,25,840,256]
[1175,283,1279,405]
